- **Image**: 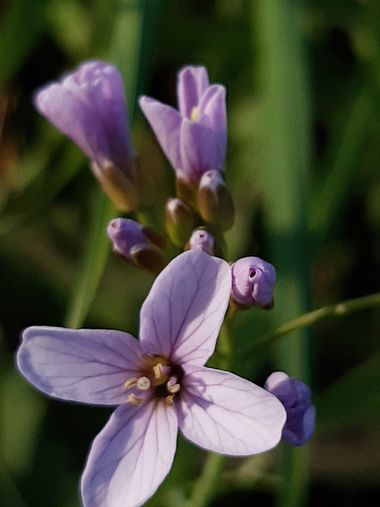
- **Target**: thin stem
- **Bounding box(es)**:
[189,453,225,507]
[241,291,380,355]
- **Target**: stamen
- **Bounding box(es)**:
[127,393,142,406]
[167,382,181,394]
[137,376,151,391]
[153,362,169,385]
[190,106,200,122]
[124,377,138,389]
[165,394,175,406]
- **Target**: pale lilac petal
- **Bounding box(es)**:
[198,84,227,169]
[35,61,133,171]
[81,401,178,507]
[73,62,133,169]
[178,367,287,456]
[139,96,182,169]
[177,66,209,118]
[35,84,99,159]
[139,250,231,366]
[180,117,218,178]
[17,326,143,405]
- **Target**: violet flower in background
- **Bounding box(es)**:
[107,218,166,273]
[265,371,316,446]
[231,256,276,309]
[35,61,141,211]
[139,66,227,184]
[17,250,286,507]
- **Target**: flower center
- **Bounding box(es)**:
[124,356,183,406]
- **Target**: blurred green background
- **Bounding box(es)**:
[0,0,379,506]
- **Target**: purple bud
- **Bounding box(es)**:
[188,229,215,255]
[264,372,316,446]
[35,61,141,212]
[165,198,196,247]
[107,218,166,273]
[231,256,276,308]
[197,170,235,230]
[139,66,227,183]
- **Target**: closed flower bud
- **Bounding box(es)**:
[107,218,166,273]
[197,170,235,230]
[35,61,144,212]
[165,198,196,247]
[264,372,316,446]
[187,228,215,255]
[231,256,276,309]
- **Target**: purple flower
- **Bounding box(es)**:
[35,61,140,211]
[17,250,286,507]
[231,256,276,308]
[264,372,316,446]
[139,66,227,183]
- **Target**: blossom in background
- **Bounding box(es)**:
[139,66,227,184]
[231,256,276,309]
[35,61,141,211]
[17,250,286,507]
[264,371,316,446]
[107,218,166,273]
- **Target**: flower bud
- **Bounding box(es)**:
[165,198,196,247]
[107,218,166,273]
[231,256,276,309]
[264,372,316,446]
[197,170,235,231]
[187,228,215,255]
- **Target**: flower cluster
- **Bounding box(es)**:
[19,60,316,507]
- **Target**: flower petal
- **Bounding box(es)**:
[35,83,100,159]
[139,96,182,170]
[81,401,178,507]
[17,326,143,405]
[177,66,209,118]
[198,84,227,170]
[139,250,231,366]
[178,367,287,455]
[180,117,218,178]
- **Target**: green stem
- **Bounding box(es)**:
[189,453,225,507]
[65,0,160,328]
[65,192,115,328]
[253,1,311,505]
[242,291,380,354]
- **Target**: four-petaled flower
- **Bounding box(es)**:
[17,250,286,507]
[35,60,140,211]
[139,66,227,184]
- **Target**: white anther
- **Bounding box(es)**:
[137,376,151,391]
